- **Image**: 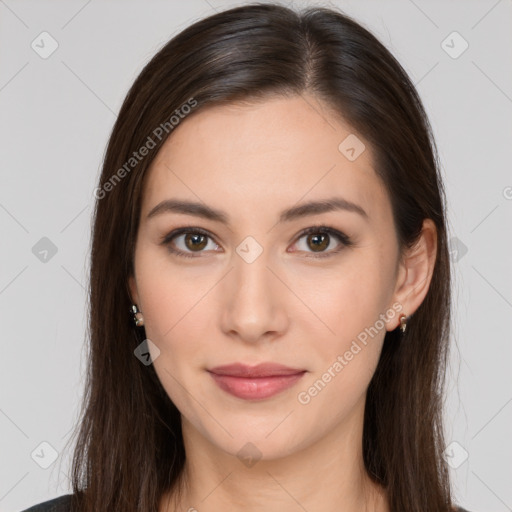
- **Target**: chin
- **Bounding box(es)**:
[198,413,317,463]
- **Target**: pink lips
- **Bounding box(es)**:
[208,363,306,400]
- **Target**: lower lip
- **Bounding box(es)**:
[209,372,306,400]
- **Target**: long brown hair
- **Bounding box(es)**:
[65,3,454,511]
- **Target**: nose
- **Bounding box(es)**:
[219,252,289,344]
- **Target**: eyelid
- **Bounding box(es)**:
[160,224,353,259]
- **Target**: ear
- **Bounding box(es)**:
[387,218,437,330]
[128,273,139,305]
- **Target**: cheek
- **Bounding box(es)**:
[132,249,215,414]
[140,292,210,380]
[294,270,388,417]
[135,244,210,340]
[298,260,390,342]
[136,257,212,418]
[295,251,394,385]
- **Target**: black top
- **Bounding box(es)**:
[20,494,74,511]
[20,493,474,512]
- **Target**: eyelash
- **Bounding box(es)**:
[160,225,354,260]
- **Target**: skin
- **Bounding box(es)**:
[128,94,437,512]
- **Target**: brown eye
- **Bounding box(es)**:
[184,233,208,252]
[162,225,353,260]
[306,232,330,252]
[162,228,220,259]
[292,226,353,258]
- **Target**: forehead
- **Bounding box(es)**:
[141,94,390,224]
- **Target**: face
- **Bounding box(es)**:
[129,94,404,461]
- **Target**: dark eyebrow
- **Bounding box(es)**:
[146,197,368,225]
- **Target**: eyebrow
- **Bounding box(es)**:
[146,197,368,225]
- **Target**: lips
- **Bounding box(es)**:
[209,362,305,377]
[208,363,306,400]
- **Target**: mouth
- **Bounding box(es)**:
[207,362,307,400]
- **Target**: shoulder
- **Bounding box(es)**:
[19,493,74,512]
[454,506,473,512]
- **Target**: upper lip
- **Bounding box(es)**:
[208,363,306,378]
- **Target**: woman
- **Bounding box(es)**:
[22,3,473,511]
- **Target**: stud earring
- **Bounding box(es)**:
[399,313,407,333]
[131,304,144,327]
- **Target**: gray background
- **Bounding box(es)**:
[1,0,511,511]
